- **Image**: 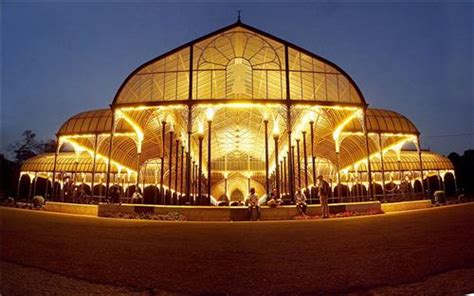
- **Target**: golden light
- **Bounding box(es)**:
[197,120,204,136]
[272,117,280,137]
[206,108,215,122]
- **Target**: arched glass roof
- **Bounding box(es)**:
[344,108,419,135]
[21,152,116,174]
[354,151,454,172]
[58,109,134,136]
[113,22,365,106]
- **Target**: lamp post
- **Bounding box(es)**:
[378,134,386,202]
[296,138,301,189]
[283,155,287,196]
[168,123,174,199]
[264,116,270,198]
[206,108,214,202]
[302,131,308,188]
[191,159,195,203]
[175,138,179,193]
[160,120,166,204]
[309,119,317,187]
[291,145,295,190]
[197,121,204,205]
[180,141,184,197]
[273,120,280,198]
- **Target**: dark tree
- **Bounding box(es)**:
[448,150,474,195]
[8,130,40,164]
[8,130,57,164]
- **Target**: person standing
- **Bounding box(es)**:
[318,175,330,218]
[295,187,307,216]
[246,187,261,221]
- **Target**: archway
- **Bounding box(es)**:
[351,184,367,201]
[444,172,456,196]
[18,174,31,199]
[230,188,244,202]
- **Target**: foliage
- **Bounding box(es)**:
[8,130,56,164]
[448,150,474,194]
[104,211,187,221]
[293,209,383,220]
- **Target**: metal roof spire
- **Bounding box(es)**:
[237,9,241,23]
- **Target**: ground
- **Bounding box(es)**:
[1,204,474,295]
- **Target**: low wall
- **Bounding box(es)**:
[98,201,382,221]
[45,202,98,216]
[381,200,432,213]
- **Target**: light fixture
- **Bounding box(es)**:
[197,120,204,138]
[206,108,215,122]
[272,117,280,138]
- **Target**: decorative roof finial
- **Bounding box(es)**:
[237,9,241,22]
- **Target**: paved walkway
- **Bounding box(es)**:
[2,204,474,295]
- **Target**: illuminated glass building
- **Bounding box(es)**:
[20,20,455,205]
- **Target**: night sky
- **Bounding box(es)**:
[2,2,473,157]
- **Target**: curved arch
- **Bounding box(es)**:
[19,174,31,198]
[444,172,456,195]
[58,109,133,136]
[113,22,366,106]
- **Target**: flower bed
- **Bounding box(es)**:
[102,211,186,221]
[292,209,383,220]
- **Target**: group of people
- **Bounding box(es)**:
[246,175,331,221]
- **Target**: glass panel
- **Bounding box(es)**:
[289,71,302,99]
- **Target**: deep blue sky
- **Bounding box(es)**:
[2,2,473,157]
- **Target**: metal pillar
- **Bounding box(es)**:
[191,159,196,202]
[185,109,192,202]
[224,177,228,197]
[286,108,294,201]
[296,138,301,189]
[336,151,341,201]
[302,131,308,188]
[198,134,204,202]
[283,156,287,195]
[274,135,280,198]
[309,120,317,186]
[28,175,33,199]
[175,139,179,192]
[437,170,443,191]
[363,112,374,200]
[180,142,184,195]
[136,153,141,191]
[207,120,212,200]
[417,136,426,199]
[291,145,295,191]
[32,172,38,197]
[168,128,174,191]
[160,120,166,204]
[91,134,98,199]
[105,112,115,200]
[264,119,270,197]
[51,139,59,200]
[378,134,386,202]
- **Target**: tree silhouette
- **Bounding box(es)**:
[8,130,56,164]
